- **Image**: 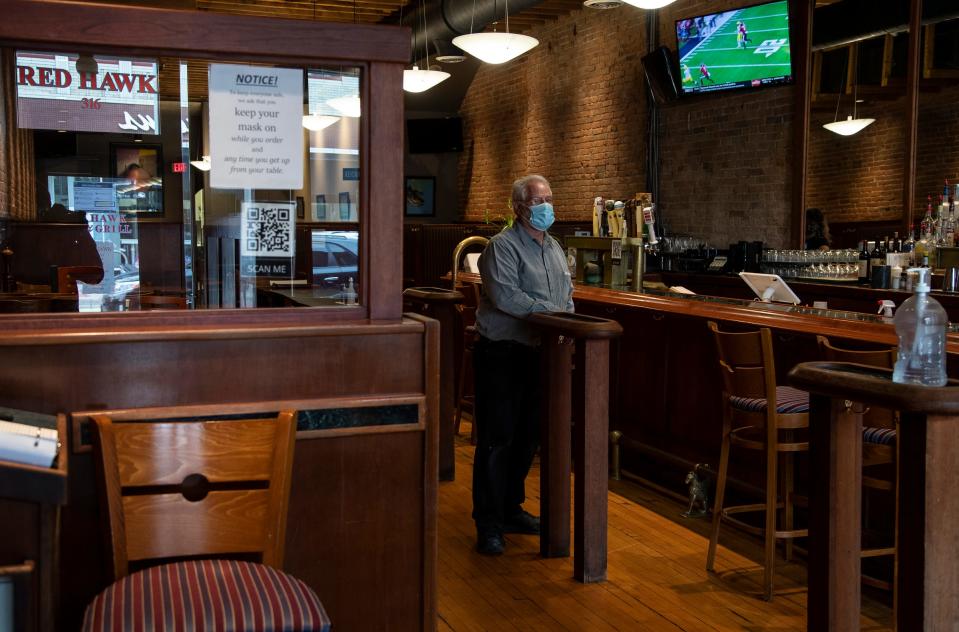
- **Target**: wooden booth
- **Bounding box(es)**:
[0,2,436,630]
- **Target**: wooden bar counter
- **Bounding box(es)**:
[457,271,959,500]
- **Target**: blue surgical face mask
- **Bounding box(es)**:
[528,202,554,231]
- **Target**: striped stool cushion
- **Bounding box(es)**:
[729,386,810,414]
[82,559,330,632]
[863,426,897,445]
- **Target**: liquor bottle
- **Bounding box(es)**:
[870,239,883,272]
[903,225,915,253]
[920,199,935,240]
[858,240,870,283]
[892,231,901,253]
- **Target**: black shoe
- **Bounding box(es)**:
[476,532,505,556]
[503,510,540,535]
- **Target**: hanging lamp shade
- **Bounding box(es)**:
[620,0,676,8]
[823,115,875,136]
[302,114,339,131]
[327,95,361,118]
[452,32,538,64]
[403,66,451,93]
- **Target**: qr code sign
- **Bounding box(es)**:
[240,202,295,257]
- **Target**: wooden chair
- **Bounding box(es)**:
[83,405,329,631]
[55,265,103,293]
[138,294,187,310]
[816,336,897,592]
[706,321,809,601]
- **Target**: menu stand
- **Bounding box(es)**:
[529,312,622,583]
[403,287,464,481]
[789,362,959,632]
[0,414,68,632]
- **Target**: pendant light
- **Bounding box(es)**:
[620,0,676,8]
[404,0,450,93]
[452,0,538,64]
[824,47,875,136]
[327,95,361,118]
[302,114,339,131]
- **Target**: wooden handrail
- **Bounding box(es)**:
[528,312,623,340]
[788,360,959,632]
[789,361,959,414]
[402,287,464,304]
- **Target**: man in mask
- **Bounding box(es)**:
[472,174,574,556]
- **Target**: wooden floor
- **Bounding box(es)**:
[438,427,893,632]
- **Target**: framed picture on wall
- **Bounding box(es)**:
[110,143,164,214]
[405,176,435,217]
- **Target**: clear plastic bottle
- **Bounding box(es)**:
[892,267,948,386]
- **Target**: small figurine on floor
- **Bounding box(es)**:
[681,464,709,518]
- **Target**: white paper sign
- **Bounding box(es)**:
[209,64,303,190]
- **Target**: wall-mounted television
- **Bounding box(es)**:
[675,0,792,96]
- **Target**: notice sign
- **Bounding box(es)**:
[209,64,303,190]
[15,51,159,134]
[240,201,295,277]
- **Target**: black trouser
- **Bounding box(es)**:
[471,336,541,535]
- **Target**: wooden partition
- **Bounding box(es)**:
[0,3,432,631]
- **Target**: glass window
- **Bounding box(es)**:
[0,48,362,313]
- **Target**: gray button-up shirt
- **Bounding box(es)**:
[475,224,574,346]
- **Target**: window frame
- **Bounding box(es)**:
[0,0,407,330]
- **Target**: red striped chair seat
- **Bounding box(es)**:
[728,386,810,414]
[863,426,897,445]
[82,559,330,632]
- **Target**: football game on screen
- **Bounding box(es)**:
[676,0,792,95]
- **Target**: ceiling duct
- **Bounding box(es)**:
[812,0,959,52]
[398,0,547,64]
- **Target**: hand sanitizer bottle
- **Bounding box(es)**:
[344,277,357,305]
[892,267,947,386]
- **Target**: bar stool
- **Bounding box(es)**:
[816,336,897,593]
[706,321,809,601]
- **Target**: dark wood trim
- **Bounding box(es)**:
[368,62,405,321]
[573,338,610,583]
[0,0,409,63]
[295,422,424,440]
[902,0,923,236]
[792,0,814,248]
[540,337,572,558]
[806,394,862,631]
[0,318,425,346]
[790,362,959,414]
[405,311,439,632]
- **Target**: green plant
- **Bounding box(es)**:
[483,198,514,231]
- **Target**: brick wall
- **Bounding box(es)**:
[806,97,905,224]
[806,83,959,230]
[458,0,798,248]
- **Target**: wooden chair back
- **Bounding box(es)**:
[139,295,187,310]
[89,405,297,581]
[816,336,895,369]
[56,265,103,293]
[708,321,777,404]
[816,335,897,427]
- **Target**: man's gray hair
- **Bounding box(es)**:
[511,175,550,211]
